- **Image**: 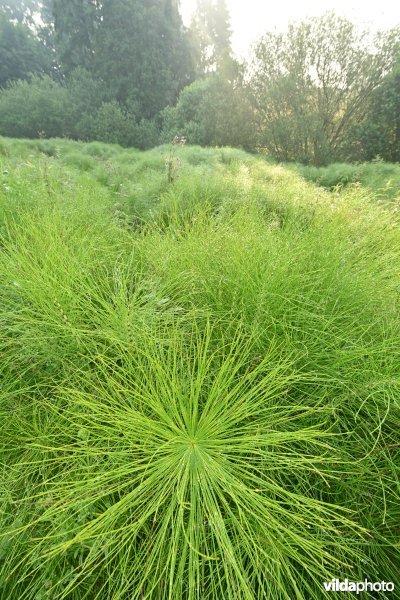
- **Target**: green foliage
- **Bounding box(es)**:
[0,6,399,161]
[0,0,196,138]
[44,0,102,73]
[83,101,137,146]
[162,75,255,147]
[76,101,159,150]
[0,76,68,138]
[65,67,109,115]
[0,16,52,87]
[43,0,195,118]
[346,65,400,162]
[96,0,194,117]
[0,0,42,27]
[190,0,234,75]
[0,73,161,148]
[249,14,400,165]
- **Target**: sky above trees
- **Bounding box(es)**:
[180,0,400,57]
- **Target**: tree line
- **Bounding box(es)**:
[0,0,399,164]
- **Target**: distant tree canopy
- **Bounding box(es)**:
[249,13,400,164]
[347,59,400,162]
[0,0,42,27]
[92,0,194,118]
[42,0,101,73]
[0,16,51,87]
[190,0,233,75]
[0,3,399,163]
[41,0,195,118]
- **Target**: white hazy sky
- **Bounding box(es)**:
[179,0,400,58]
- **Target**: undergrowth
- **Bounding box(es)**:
[293,160,400,202]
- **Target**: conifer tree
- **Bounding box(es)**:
[190,0,233,74]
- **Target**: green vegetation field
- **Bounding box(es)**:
[0,137,399,599]
[292,161,400,203]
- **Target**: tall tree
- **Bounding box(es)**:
[92,0,194,118]
[42,0,194,118]
[41,0,101,73]
[249,13,400,164]
[0,15,52,87]
[190,0,233,74]
[212,0,232,70]
[348,61,400,162]
[0,0,41,28]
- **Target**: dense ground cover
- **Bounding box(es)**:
[0,137,399,599]
[292,160,400,202]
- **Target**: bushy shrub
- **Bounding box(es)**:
[343,68,400,163]
[131,118,160,150]
[161,75,255,148]
[80,102,159,150]
[0,76,70,138]
[0,72,161,149]
[90,101,137,146]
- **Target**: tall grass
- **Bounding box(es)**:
[293,160,400,202]
[0,138,399,599]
